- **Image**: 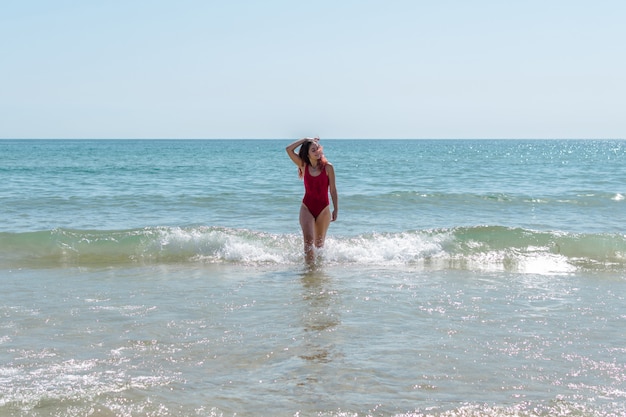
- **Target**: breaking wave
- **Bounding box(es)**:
[1,226,625,274]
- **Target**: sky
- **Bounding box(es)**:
[1,0,624,139]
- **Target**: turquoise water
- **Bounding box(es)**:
[2,140,625,235]
[1,139,625,416]
[2,139,625,271]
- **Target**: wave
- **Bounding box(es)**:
[347,190,626,206]
[1,226,625,274]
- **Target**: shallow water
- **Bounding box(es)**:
[2,263,625,416]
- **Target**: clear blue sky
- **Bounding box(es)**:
[1,0,624,139]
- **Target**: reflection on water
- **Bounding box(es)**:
[298,267,341,363]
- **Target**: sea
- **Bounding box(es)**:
[1,139,625,417]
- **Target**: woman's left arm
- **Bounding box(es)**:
[327,164,338,221]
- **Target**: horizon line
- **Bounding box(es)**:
[1,137,624,141]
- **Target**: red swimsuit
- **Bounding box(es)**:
[303,165,330,219]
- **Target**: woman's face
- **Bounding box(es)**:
[308,143,322,160]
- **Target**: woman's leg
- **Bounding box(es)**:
[313,206,331,248]
[299,204,316,263]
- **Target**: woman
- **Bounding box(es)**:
[286,137,338,262]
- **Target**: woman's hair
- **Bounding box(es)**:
[297,138,327,178]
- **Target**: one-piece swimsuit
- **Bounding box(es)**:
[302,165,329,219]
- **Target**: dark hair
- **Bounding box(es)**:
[297,139,327,178]
[298,139,315,167]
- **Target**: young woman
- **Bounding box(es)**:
[286,137,338,262]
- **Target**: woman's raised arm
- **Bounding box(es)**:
[285,138,308,166]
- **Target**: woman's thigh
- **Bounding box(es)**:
[314,206,331,244]
[299,204,315,242]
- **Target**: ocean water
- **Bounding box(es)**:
[1,139,625,417]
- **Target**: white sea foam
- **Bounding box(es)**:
[2,226,626,273]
